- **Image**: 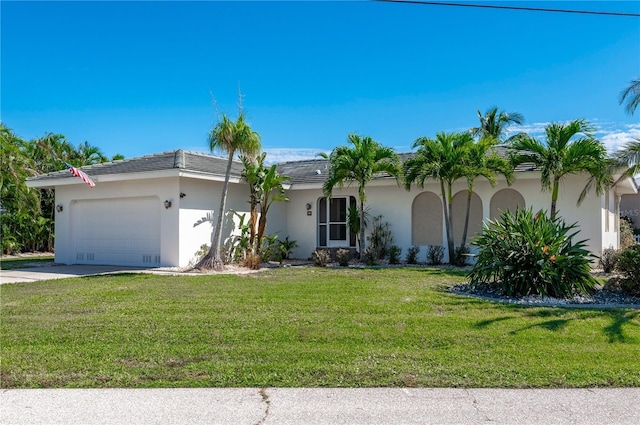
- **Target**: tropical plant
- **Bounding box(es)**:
[320,134,401,255]
[620,217,636,250]
[198,112,261,270]
[598,248,619,273]
[388,245,402,265]
[426,245,444,265]
[459,136,514,247]
[613,138,640,183]
[619,77,640,115]
[278,236,298,260]
[470,107,524,141]
[468,208,598,298]
[403,131,471,263]
[615,245,640,295]
[508,119,610,219]
[405,246,420,264]
[367,215,393,260]
[240,152,266,249]
[347,204,369,253]
[256,162,289,250]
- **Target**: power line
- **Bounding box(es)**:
[373,0,640,17]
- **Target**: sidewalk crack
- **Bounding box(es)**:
[254,388,271,425]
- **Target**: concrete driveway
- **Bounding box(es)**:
[0,264,150,284]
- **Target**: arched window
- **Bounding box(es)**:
[317,196,356,247]
[451,191,483,245]
[411,192,443,246]
[490,189,526,220]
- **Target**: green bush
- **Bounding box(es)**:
[452,246,470,267]
[620,218,635,250]
[426,245,444,265]
[598,248,619,273]
[368,215,393,259]
[406,246,420,264]
[468,208,597,298]
[278,236,298,260]
[363,246,379,266]
[616,245,640,295]
[388,245,402,264]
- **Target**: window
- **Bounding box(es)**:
[318,196,356,247]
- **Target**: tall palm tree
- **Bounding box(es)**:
[198,113,261,270]
[459,137,514,248]
[320,134,401,254]
[619,77,640,115]
[509,119,610,219]
[470,107,524,141]
[614,138,640,180]
[403,131,471,262]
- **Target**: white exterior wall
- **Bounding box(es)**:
[177,178,250,267]
[283,172,614,261]
[54,177,180,266]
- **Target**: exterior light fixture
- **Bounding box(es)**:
[180,192,186,198]
[306,202,312,216]
[164,200,172,209]
[56,204,63,213]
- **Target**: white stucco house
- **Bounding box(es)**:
[26,149,638,267]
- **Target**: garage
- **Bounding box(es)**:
[71,197,161,266]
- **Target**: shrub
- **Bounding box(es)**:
[615,245,640,295]
[312,249,330,267]
[426,245,444,265]
[243,252,261,270]
[368,215,393,259]
[388,245,402,264]
[452,246,471,267]
[279,236,298,260]
[335,248,351,266]
[620,218,635,250]
[468,208,597,298]
[406,246,420,264]
[598,248,619,273]
[363,246,379,266]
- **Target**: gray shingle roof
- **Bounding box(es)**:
[28,146,537,186]
[27,150,243,182]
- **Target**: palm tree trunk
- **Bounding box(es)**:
[550,177,560,219]
[460,187,472,248]
[441,180,455,264]
[198,150,235,271]
[359,199,366,255]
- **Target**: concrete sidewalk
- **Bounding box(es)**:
[2,388,639,424]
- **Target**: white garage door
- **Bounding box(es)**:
[72,197,161,266]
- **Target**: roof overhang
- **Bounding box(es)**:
[26,169,237,189]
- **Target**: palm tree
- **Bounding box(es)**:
[509,119,610,219]
[320,134,401,254]
[198,113,261,270]
[403,131,471,262]
[470,107,524,141]
[255,162,289,250]
[614,138,640,180]
[459,137,514,248]
[619,77,640,115]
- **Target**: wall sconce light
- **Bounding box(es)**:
[164,200,172,209]
[306,202,312,216]
[56,204,63,213]
[180,192,186,198]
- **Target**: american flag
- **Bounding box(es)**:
[64,162,95,188]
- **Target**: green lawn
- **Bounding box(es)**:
[0,255,54,270]
[1,267,638,388]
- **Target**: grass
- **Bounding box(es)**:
[0,255,54,270]
[1,267,639,388]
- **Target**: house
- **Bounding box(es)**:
[26,149,638,267]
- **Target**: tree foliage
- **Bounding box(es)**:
[1,123,113,254]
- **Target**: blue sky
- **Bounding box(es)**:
[2,1,639,163]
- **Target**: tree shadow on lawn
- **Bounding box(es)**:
[467,301,640,343]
